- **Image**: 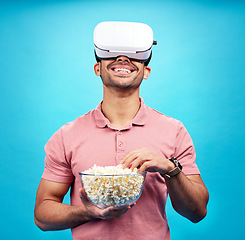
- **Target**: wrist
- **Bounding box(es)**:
[161,157,182,179]
[166,160,176,172]
[73,205,94,224]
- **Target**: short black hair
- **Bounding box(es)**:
[94,51,152,66]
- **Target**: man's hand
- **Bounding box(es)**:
[120,148,174,175]
[121,148,209,223]
[79,188,132,220]
[34,179,132,232]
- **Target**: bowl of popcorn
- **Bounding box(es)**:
[79,164,146,209]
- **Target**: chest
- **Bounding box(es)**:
[65,125,176,179]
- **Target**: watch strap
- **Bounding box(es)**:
[162,166,182,179]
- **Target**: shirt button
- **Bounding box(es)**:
[118,142,123,147]
[118,131,122,135]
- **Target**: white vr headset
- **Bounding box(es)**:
[94,21,157,62]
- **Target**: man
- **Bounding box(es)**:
[34,21,209,239]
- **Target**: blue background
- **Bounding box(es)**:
[0,0,244,239]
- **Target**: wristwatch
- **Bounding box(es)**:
[163,157,182,179]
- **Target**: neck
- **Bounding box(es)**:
[101,87,141,129]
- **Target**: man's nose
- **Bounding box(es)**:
[116,56,130,63]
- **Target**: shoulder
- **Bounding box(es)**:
[47,109,95,142]
[145,105,183,129]
[60,110,94,132]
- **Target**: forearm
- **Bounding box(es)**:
[165,172,209,223]
[121,148,209,222]
[34,200,92,231]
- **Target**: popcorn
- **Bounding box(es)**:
[80,164,145,207]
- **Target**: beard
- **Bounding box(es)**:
[100,62,144,90]
[101,75,143,90]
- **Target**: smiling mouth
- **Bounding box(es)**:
[110,64,137,76]
[113,68,132,74]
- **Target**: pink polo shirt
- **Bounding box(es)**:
[42,98,200,240]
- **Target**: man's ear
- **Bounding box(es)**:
[143,66,151,79]
[94,62,101,76]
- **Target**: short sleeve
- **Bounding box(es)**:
[174,122,200,175]
[42,128,74,183]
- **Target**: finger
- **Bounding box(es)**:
[137,161,152,173]
[100,206,128,220]
[120,152,133,165]
[121,148,149,166]
[99,206,115,217]
[117,207,130,216]
[128,203,136,209]
[111,206,129,217]
[79,188,95,208]
[129,155,146,170]
[80,188,126,220]
[121,151,139,168]
[129,152,154,171]
[121,149,141,163]
[79,188,88,203]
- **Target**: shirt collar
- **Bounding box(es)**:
[93,97,147,129]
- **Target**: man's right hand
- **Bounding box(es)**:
[79,188,131,220]
[34,179,132,232]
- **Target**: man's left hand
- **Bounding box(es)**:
[120,148,174,174]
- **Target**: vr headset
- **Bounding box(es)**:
[94,21,157,63]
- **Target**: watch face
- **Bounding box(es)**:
[170,157,183,170]
[173,158,178,166]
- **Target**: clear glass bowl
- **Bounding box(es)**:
[79,171,146,209]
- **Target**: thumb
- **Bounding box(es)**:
[79,188,91,205]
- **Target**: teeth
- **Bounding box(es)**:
[114,68,131,73]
